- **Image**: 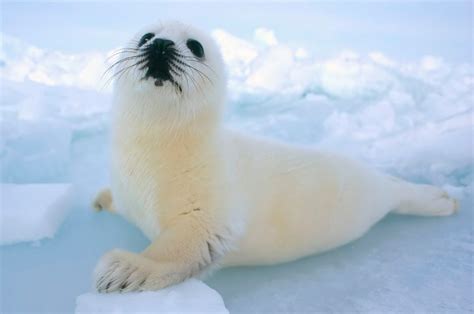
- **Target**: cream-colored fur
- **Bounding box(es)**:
[93,21,458,292]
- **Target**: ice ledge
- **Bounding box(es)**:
[75,279,228,314]
[0,183,73,245]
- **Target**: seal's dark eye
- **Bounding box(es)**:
[138,33,154,47]
[186,39,204,58]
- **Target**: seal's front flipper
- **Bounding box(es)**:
[94,209,232,292]
[92,188,116,213]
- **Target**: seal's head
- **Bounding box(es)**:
[109,21,226,125]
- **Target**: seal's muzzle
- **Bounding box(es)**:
[142,38,175,85]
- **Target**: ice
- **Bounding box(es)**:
[75,279,228,314]
[0,183,73,245]
[0,79,110,183]
[0,34,109,91]
[0,22,472,313]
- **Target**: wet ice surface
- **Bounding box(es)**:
[1,27,473,312]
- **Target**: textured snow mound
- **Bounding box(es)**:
[75,279,228,314]
[0,183,73,245]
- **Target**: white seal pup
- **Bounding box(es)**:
[93,21,458,292]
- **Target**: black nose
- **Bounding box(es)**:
[143,38,175,83]
[150,38,174,54]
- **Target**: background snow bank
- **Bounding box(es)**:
[75,279,228,314]
[0,184,73,245]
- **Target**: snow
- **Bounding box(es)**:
[0,183,73,245]
[0,16,472,314]
[75,279,228,314]
[0,34,108,90]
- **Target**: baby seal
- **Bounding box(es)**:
[93,21,458,292]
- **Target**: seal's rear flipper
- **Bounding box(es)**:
[391,181,458,216]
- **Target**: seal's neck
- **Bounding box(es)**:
[112,99,222,147]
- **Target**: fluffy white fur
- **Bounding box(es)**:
[93,21,458,292]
